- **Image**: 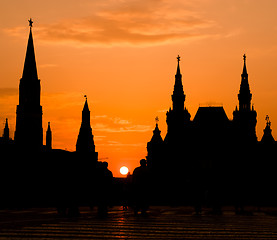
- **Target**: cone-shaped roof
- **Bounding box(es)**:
[173,55,184,96]
[47,122,51,132]
[240,54,250,92]
[22,24,38,80]
[83,95,90,112]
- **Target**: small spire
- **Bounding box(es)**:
[261,114,275,144]
[242,53,248,76]
[46,122,52,151]
[266,115,271,127]
[83,95,89,112]
[47,122,51,131]
[176,55,181,76]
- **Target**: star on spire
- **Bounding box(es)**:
[28,18,33,28]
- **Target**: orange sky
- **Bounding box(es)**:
[1,0,277,176]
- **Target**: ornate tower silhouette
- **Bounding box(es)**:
[233,54,257,143]
[14,19,43,151]
[76,96,97,157]
[164,55,191,144]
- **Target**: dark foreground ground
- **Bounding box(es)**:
[1,206,277,239]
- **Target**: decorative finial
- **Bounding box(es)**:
[243,54,246,62]
[155,116,159,124]
[28,18,33,28]
[84,95,87,100]
[177,55,181,63]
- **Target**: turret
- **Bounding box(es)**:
[261,115,275,144]
[147,117,164,172]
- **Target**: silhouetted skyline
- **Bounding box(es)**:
[1,1,277,176]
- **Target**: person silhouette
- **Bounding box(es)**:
[132,159,150,216]
[96,161,113,218]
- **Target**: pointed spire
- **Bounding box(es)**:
[176,55,181,76]
[46,122,52,151]
[242,54,248,76]
[238,54,252,111]
[154,116,161,134]
[3,118,9,140]
[261,115,275,144]
[172,55,185,111]
[240,54,249,89]
[150,116,163,143]
[47,121,51,132]
[22,18,38,80]
[76,96,96,153]
[83,95,89,112]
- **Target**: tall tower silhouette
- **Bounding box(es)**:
[14,19,43,151]
[165,55,191,144]
[233,54,257,143]
[76,96,97,155]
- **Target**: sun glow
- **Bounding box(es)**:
[120,166,129,176]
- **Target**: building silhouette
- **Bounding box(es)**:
[14,21,43,151]
[146,55,276,205]
[147,54,273,166]
[0,20,100,208]
[0,20,98,160]
[0,20,277,209]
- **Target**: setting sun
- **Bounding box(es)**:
[120,166,129,176]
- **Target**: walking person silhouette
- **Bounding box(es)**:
[132,159,150,216]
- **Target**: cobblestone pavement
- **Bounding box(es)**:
[1,206,277,239]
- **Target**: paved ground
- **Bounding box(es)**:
[1,206,277,239]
